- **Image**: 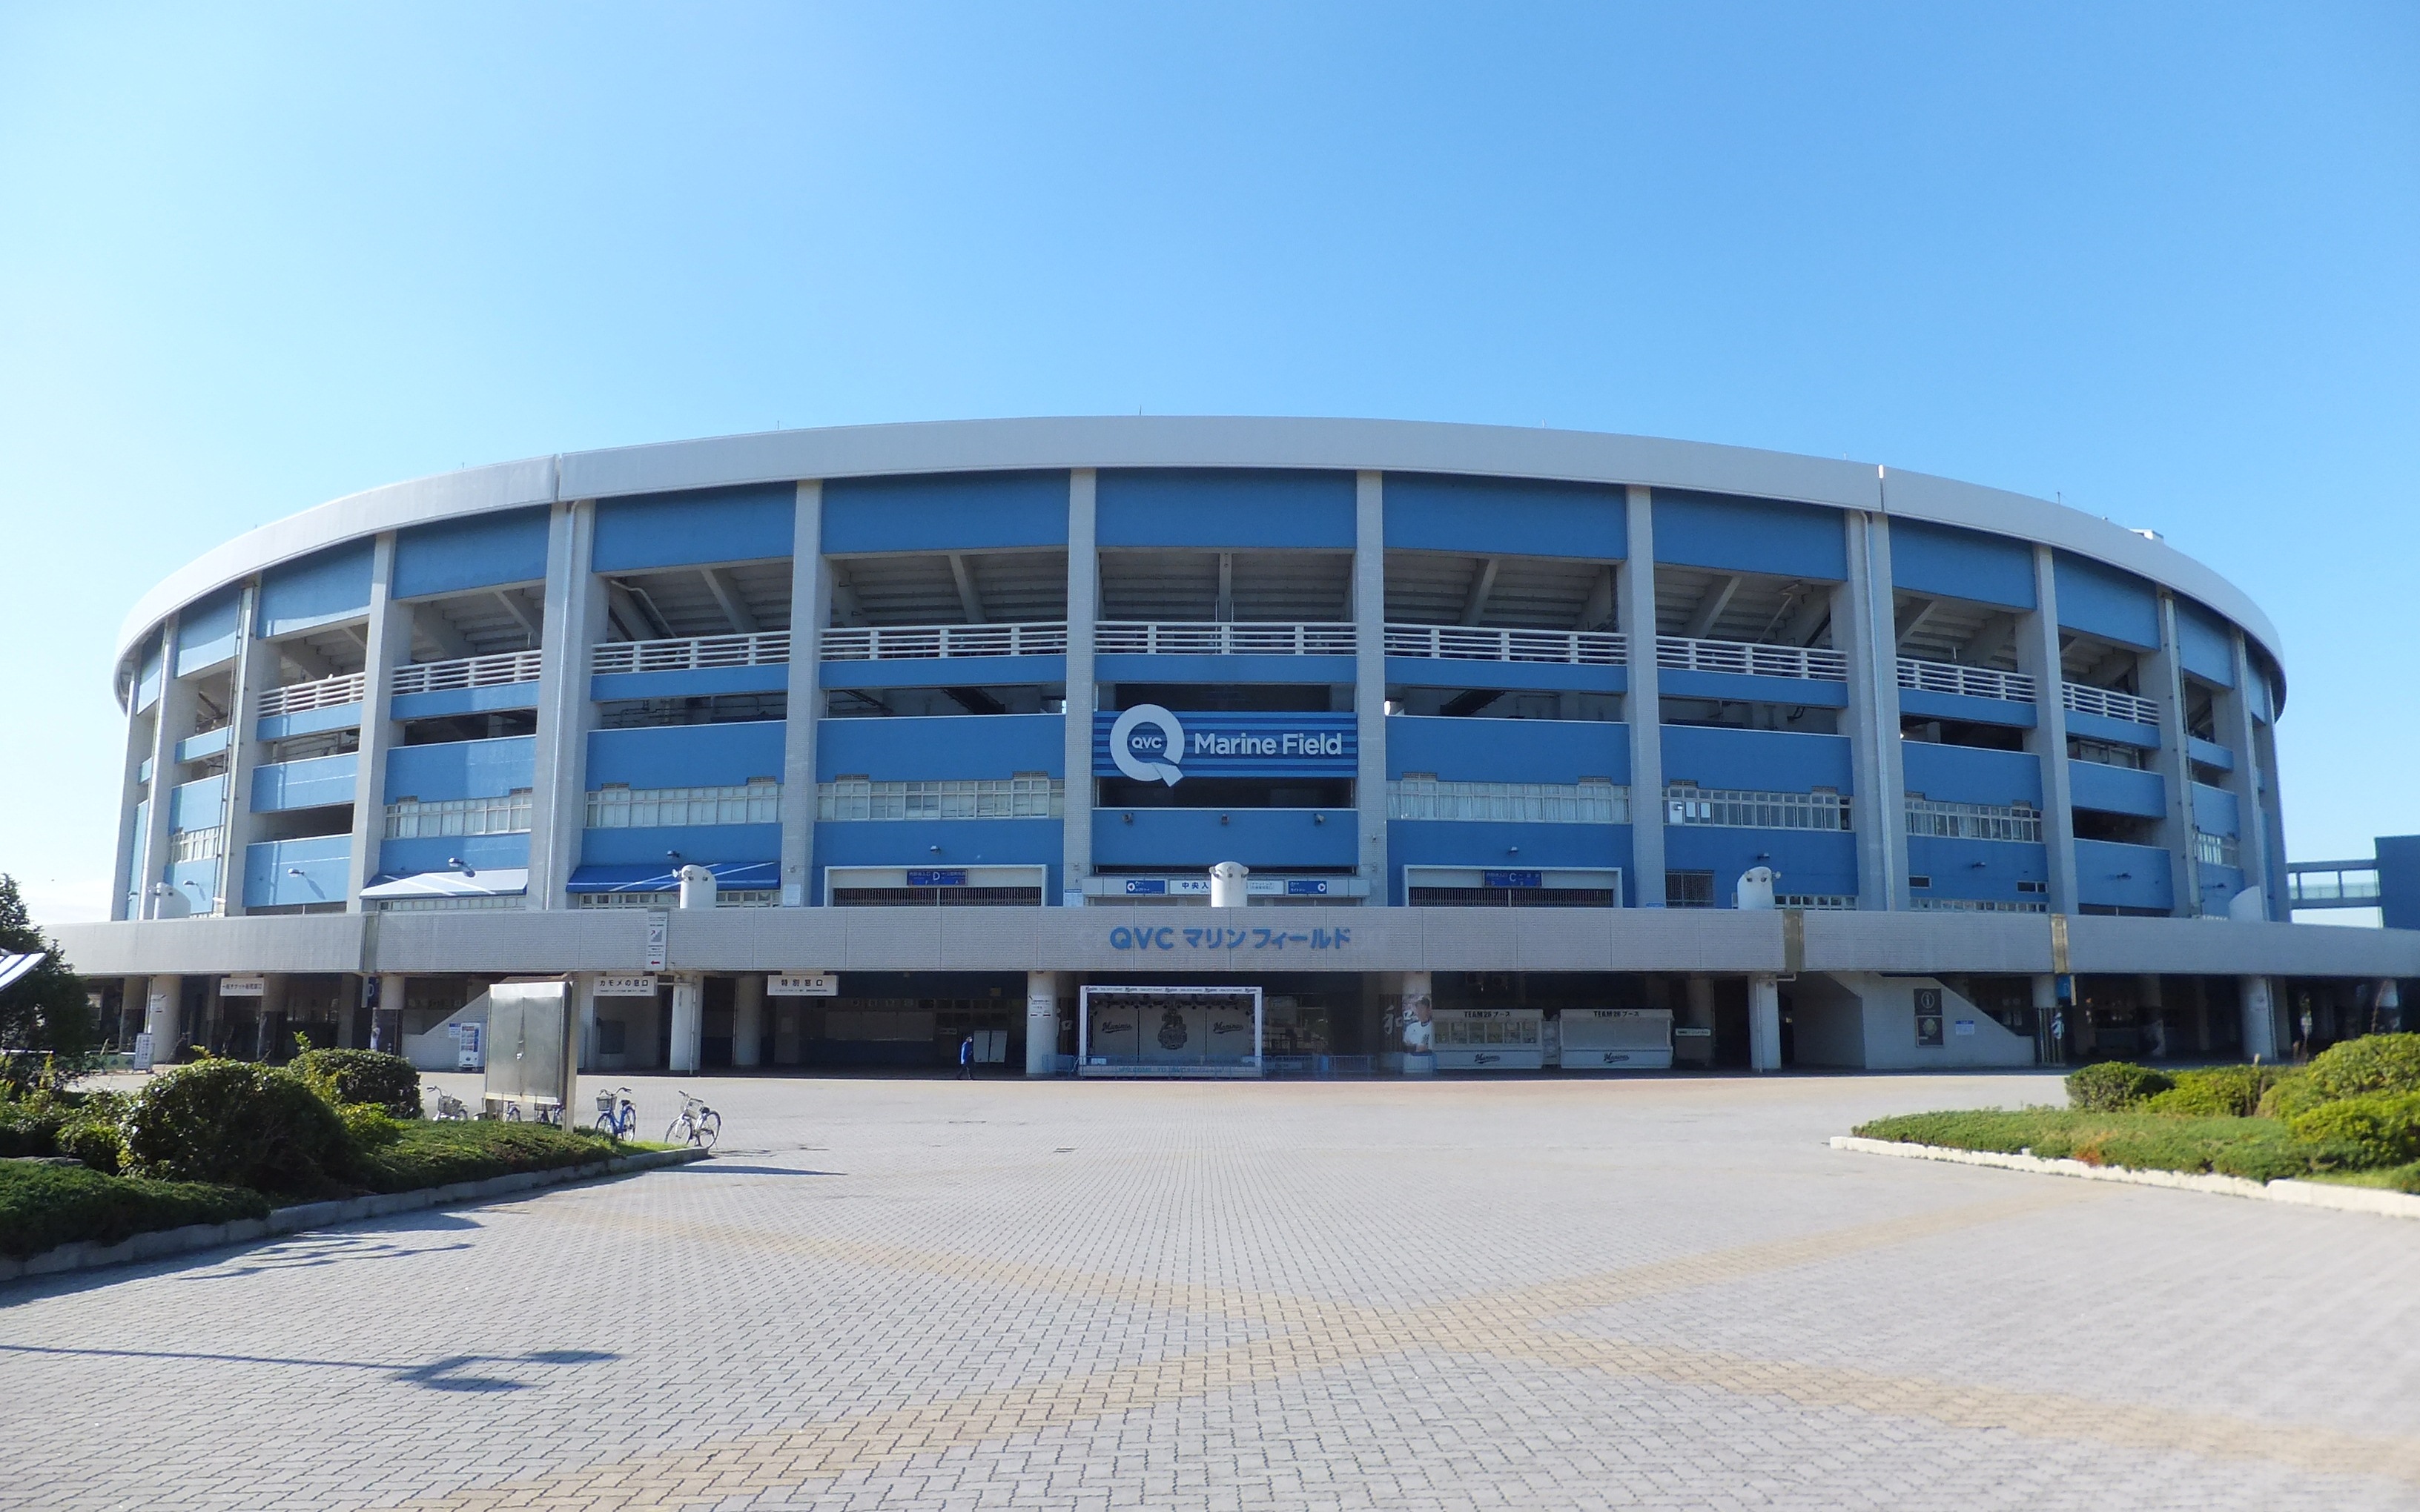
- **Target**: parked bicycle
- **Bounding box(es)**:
[666,1090,721,1150]
[503,1099,563,1126]
[594,1086,638,1139]
[433,1090,472,1121]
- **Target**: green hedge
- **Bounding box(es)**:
[354,1121,617,1194]
[291,1050,422,1119]
[1854,1108,2364,1183]
[118,1061,352,1196]
[2142,1065,2289,1118]
[0,1163,268,1260]
[2290,1092,2420,1169]
[2064,1062,2173,1111]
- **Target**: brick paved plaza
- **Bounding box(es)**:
[3,1070,2416,1510]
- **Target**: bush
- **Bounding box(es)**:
[54,1115,124,1175]
[2065,1062,2173,1112]
[352,1121,616,1194]
[1853,1107,2352,1183]
[0,1162,268,1259]
[2143,1065,2289,1118]
[339,1104,403,1149]
[2289,1092,2420,1170]
[118,1061,352,1194]
[0,1095,64,1157]
[291,1049,421,1119]
[2304,1034,2420,1101]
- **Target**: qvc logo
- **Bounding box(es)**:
[1110,703,1186,785]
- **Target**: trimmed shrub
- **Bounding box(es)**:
[291,1049,421,1119]
[0,1096,64,1157]
[2304,1034,2420,1101]
[0,1163,268,1259]
[2289,1092,2420,1170]
[2065,1062,2172,1112]
[339,1104,403,1149]
[2143,1065,2288,1118]
[54,1115,124,1175]
[118,1061,352,1194]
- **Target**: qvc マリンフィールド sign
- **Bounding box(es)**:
[1094,706,1355,785]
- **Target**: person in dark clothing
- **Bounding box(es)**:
[957,1034,975,1078]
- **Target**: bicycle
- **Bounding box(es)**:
[595,1086,638,1139]
[503,1099,563,1126]
[433,1090,472,1121]
[666,1090,721,1150]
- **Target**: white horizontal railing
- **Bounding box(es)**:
[1657,636,1848,682]
[1094,622,1358,656]
[2063,681,2160,726]
[820,622,1068,661]
[391,649,543,697]
[257,672,365,719]
[1897,657,2037,704]
[1384,623,1626,666]
[590,632,790,676]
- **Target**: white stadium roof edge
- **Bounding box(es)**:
[115,414,2284,683]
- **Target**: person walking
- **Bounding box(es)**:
[957,1033,975,1079]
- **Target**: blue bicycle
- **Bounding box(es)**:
[593,1086,638,1139]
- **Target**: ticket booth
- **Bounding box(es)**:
[1558,1008,1675,1070]
[1430,1007,1545,1070]
[1080,985,1264,1078]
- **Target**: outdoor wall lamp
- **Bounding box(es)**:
[1219,814,1231,825]
[446,857,476,878]
[1122,812,1134,824]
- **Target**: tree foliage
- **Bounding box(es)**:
[0,874,102,1087]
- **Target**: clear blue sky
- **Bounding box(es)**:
[2,3,2413,924]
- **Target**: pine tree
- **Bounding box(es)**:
[0,875,101,1084]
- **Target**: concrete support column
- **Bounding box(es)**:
[144,975,183,1060]
[1398,969,1434,1075]
[733,973,764,1067]
[2240,976,2280,1061]
[139,614,195,919]
[216,583,264,916]
[780,482,825,906]
[1619,485,1664,906]
[1060,470,1099,906]
[1353,471,1388,901]
[1025,969,1063,1076]
[668,974,704,1075]
[2148,593,2201,915]
[337,974,360,1049]
[374,972,408,1056]
[528,501,601,909]
[346,534,407,910]
[2020,546,2080,915]
[112,634,164,921]
[569,972,599,1071]
[120,976,148,1046]
[2138,973,2166,1058]
[2031,973,2063,1064]
[256,974,288,1061]
[1748,975,1782,1072]
[2222,631,2275,920]
[1841,504,1906,910]
[1684,975,1714,1029]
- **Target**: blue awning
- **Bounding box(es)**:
[566,861,779,895]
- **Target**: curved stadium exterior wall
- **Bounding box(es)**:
[63,417,2419,1076]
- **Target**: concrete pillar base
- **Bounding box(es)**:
[1748,975,1782,1072]
[1025,971,1062,1076]
[668,975,704,1075]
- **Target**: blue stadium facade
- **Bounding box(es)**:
[63,418,2420,1078]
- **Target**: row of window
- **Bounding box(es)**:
[1904,796,2043,843]
[817,777,1064,821]
[1664,786,1849,832]
[1386,777,1629,824]
[170,826,224,863]
[589,780,780,829]
[388,791,534,839]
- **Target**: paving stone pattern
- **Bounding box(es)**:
[3,1070,2416,1510]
